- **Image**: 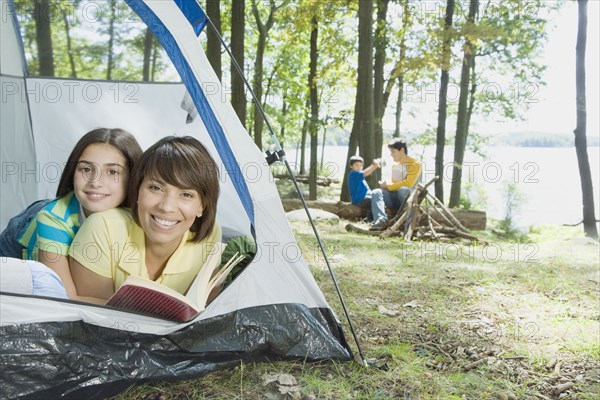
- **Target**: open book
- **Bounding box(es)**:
[106,243,245,322]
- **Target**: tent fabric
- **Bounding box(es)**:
[0,0,352,398]
[126,0,256,223]
[173,0,208,35]
[1,305,348,400]
[0,0,38,229]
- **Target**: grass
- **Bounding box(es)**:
[114,181,599,400]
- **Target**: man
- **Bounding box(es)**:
[371,139,421,228]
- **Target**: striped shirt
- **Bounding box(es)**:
[18,192,81,260]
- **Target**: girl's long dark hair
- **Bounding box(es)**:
[56,128,142,206]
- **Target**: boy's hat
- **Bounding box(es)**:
[349,155,364,164]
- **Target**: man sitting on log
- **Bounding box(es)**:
[347,155,380,221]
[371,139,421,229]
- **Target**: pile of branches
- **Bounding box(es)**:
[346,177,482,242]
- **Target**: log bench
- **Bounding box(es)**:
[281,199,486,230]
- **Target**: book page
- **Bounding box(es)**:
[185,242,227,307]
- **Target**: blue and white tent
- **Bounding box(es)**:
[0,1,351,398]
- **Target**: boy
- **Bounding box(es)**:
[347,155,380,218]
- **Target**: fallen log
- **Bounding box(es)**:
[344,223,385,236]
[274,175,338,187]
[439,209,486,231]
[281,199,366,220]
[281,199,486,230]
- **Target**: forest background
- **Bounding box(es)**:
[9,1,600,397]
[12,0,599,237]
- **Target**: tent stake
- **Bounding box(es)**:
[204,12,368,367]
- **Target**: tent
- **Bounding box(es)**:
[0,1,352,398]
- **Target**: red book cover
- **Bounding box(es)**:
[105,246,242,322]
[106,275,200,322]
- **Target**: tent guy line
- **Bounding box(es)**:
[204,10,368,368]
[0,0,352,398]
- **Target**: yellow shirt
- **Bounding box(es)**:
[69,208,222,294]
[387,156,421,191]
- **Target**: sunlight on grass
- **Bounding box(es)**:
[113,219,599,400]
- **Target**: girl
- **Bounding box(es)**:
[15,128,142,299]
[70,136,222,304]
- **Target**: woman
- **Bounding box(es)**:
[70,136,222,303]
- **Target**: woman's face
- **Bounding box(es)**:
[389,147,403,162]
[73,143,128,216]
[137,175,203,250]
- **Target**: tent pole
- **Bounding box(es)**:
[204,14,368,367]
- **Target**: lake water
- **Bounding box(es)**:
[283,145,600,228]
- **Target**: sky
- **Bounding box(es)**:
[384,0,600,138]
[490,0,600,136]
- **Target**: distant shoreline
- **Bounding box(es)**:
[487,132,600,147]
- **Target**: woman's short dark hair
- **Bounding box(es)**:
[56,128,143,204]
[388,138,408,155]
[129,136,220,243]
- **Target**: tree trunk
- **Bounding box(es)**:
[280,89,288,149]
[390,0,410,139]
[252,30,266,148]
[448,0,478,208]
[373,0,390,183]
[231,0,246,127]
[262,59,282,108]
[357,0,375,188]
[150,39,158,81]
[341,129,360,201]
[341,0,375,200]
[251,0,277,149]
[308,15,319,201]
[206,0,222,81]
[320,125,327,170]
[34,0,54,76]
[574,0,598,238]
[465,56,477,135]
[434,0,455,203]
[300,99,309,176]
[394,76,403,137]
[106,0,116,80]
[142,28,153,81]
[62,7,76,78]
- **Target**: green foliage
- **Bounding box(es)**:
[14,0,177,81]
[11,0,574,210]
[459,180,488,211]
[257,0,355,151]
[493,180,529,241]
[13,0,562,138]
[465,0,558,122]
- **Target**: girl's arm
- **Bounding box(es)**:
[70,256,114,304]
[38,251,78,299]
